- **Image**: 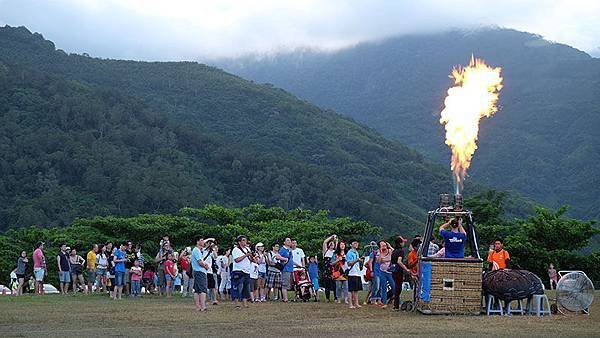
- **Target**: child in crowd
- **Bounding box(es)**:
[143,267,155,294]
[250,254,260,302]
[130,260,142,297]
[296,269,312,301]
[308,256,320,301]
[164,252,176,298]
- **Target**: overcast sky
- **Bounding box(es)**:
[1,0,598,61]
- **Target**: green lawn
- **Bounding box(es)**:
[0,291,598,337]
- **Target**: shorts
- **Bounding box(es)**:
[34,268,45,282]
[16,273,25,279]
[70,266,83,276]
[59,271,71,283]
[266,270,282,289]
[87,269,96,282]
[193,271,207,294]
[250,278,258,291]
[281,271,293,290]
[96,268,107,276]
[125,269,131,284]
[165,274,173,282]
[207,273,215,289]
[258,272,267,279]
[348,276,363,292]
[114,271,126,286]
[311,278,320,291]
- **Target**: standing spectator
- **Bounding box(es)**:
[191,235,209,312]
[130,260,142,297]
[107,244,116,298]
[57,243,71,295]
[487,240,511,271]
[216,249,230,300]
[332,241,348,304]
[377,241,395,308]
[255,243,267,302]
[278,238,293,302]
[69,249,87,294]
[154,241,173,297]
[231,235,253,308]
[112,242,127,300]
[307,256,320,301]
[291,240,306,299]
[250,254,260,301]
[32,242,46,295]
[86,244,98,293]
[346,239,363,309]
[427,237,439,257]
[15,251,28,296]
[204,239,218,305]
[322,235,337,302]
[124,240,136,295]
[265,243,283,301]
[179,248,193,297]
[95,245,108,293]
[367,243,382,306]
[392,236,410,310]
[548,264,558,290]
[164,252,176,298]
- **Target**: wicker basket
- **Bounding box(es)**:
[417,259,483,315]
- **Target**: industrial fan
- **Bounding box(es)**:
[551,271,594,315]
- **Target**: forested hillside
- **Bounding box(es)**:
[220,28,600,220]
[0,25,478,233]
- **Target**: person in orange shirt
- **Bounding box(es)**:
[407,238,421,278]
[487,240,511,270]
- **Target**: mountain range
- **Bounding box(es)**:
[218,28,600,220]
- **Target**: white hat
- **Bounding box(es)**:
[255,242,264,250]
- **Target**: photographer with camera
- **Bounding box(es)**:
[265,243,284,300]
[154,240,174,297]
[231,235,254,309]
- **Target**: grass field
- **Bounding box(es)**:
[0,291,598,337]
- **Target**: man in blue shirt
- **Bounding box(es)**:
[439,217,467,258]
[113,242,128,299]
[278,237,293,302]
[191,235,209,312]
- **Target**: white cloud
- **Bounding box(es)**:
[0,0,598,60]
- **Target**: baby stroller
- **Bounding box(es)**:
[294,269,314,302]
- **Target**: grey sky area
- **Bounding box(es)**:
[1,0,598,61]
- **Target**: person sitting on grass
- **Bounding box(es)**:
[439,217,466,258]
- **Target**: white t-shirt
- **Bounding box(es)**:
[204,252,214,274]
[292,248,305,270]
[324,249,334,259]
[250,262,259,279]
[216,255,228,274]
[257,254,267,273]
[232,246,252,274]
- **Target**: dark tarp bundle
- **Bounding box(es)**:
[483,269,544,301]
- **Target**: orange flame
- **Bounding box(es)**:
[440,55,502,194]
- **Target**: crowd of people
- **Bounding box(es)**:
[7,215,559,310]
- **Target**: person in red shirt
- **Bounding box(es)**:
[179,249,192,297]
[164,252,176,298]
